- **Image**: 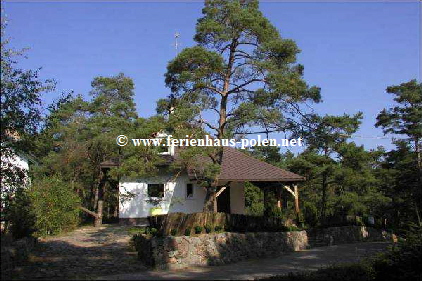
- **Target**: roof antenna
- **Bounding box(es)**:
[174,32,180,55]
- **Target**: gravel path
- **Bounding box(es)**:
[13,225,146,280]
[99,242,391,280]
[12,226,391,280]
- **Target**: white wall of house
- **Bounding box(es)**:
[119,173,207,218]
[119,173,245,218]
[1,149,31,190]
[230,181,245,214]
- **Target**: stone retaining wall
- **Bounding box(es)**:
[307,226,393,247]
[135,226,392,270]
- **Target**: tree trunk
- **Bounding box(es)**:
[204,39,238,211]
[218,95,228,139]
[414,137,422,227]
[94,200,103,227]
[321,171,328,225]
[80,168,107,227]
[203,186,217,212]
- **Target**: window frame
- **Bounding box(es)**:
[147,183,165,198]
[186,183,194,199]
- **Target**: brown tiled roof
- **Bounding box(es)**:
[218,147,304,182]
[187,147,304,182]
[104,146,304,182]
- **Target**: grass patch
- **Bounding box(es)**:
[127,226,146,235]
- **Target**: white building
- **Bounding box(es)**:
[117,135,304,225]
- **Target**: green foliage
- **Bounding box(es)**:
[302,201,318,227]
[170,229,177,236]
[6,188,35,239]
[375,79,422,142]
[375,79,422,229]
[194,225,203,234]
[184,227,192,236]
[244,182,264,216]
[1,17,54,221]
[29,176,80,237]
[150,228,158,236]
[205,224,213,234]
[372,226,422,281]
[214,225,223,232]
[162,0,321,208]
[127,227,146,235]
[34,73,162,226]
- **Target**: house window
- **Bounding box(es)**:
[148,184,165,198]
[186,183,193,199]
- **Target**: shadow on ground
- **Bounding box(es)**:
[100,242,391,280]
[13,225,147,280]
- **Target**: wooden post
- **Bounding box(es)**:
[294,184,300,214]
[277,186,282,209]
[263,186,268,212]
[213,191,217,212]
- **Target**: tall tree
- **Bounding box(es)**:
[376,79,422,225]
[37,73,138,227]
[0,17,54,218]
[292,113,363,223]
[163,0,320,211]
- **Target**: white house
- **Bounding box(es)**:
[1,148,35,191]
[116,135,305,225]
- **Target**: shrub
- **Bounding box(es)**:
[6,188,36,239]
[150,228,158,236]
[170,229,177,236]
[372,226,422,281]
[285,225,300,232]
[144,227,151,234]
[184,227,191,236]
[30,176,80,237]
[205,224,213,234]
[194,225,203,234]
[214,225,223,232]
[128,227,146,235]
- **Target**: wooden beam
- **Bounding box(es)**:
[294,184,300,214]
[283,185,296,197]
[215,186,227,198]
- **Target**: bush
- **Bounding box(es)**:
[150,227,158,236]
[30,176,80,237]
[6,188,36,239]
[205,224,213,234]
[194,225,203,234]
[184,227,191,236]
[372,226,422,281]
[128,227,146,235]
[170,229,177,236]
[214,225,223,232]
[285,225,301,232]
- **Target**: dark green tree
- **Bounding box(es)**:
[1,17,54,230]
[376,80,422,175]
[163,0,320,211]
[37,73,139,227]
[296,113,363,223]
[375,80,422,225]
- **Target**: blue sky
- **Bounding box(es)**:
[3,1,420,152]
